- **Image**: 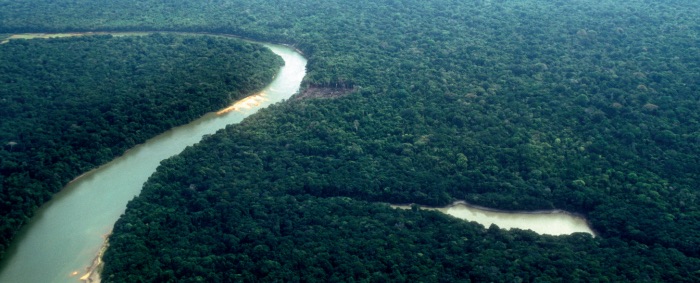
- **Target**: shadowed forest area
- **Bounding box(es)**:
[1,0,699,281]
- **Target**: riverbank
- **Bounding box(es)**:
[79,236,108,283]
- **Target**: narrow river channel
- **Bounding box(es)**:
[392,201,595,236]
[0,36,307,283]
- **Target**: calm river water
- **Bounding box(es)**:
[0,38,307,283]
[393,201,595,236]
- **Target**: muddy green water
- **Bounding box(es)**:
[0,39,306,283]
[393,201,595,236]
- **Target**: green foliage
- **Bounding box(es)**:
[0,33,282,259]
[104,173,699,282]
[1,0,700,281]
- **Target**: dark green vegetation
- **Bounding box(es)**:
[2,0,700,281]
[0,33,282,259]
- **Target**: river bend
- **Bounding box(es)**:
[0,32,595,283]
[0,34,307,283]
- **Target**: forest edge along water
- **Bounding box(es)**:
[0,31,306,283]
[0,32,593,283]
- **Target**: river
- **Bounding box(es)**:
[0,35,307,283]
[0,32,595,283]
[392,201,595,236]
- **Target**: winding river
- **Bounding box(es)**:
[0,34,307,283]
[0,32,594,283]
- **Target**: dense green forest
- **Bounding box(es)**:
[1,0,700,281]
[0,34,282,259]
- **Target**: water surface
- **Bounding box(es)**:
[393,201,595,236]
